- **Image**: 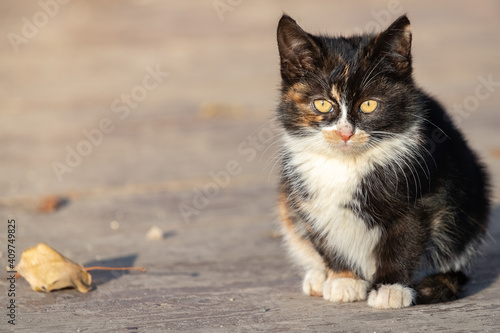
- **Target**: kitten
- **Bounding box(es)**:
[276,14,490,309]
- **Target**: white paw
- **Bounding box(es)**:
[323,278,369,302]
[302,269,326,297]
[367,284,415,309]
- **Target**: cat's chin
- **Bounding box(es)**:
[337,143,356,153]
[328,142,366,156]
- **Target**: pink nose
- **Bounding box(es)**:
[338,130,353,142]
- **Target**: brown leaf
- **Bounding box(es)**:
[38,196,68,213]
[16,243,92,293]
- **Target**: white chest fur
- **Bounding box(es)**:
[289,148,382,281]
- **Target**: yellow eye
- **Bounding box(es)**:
[359,100,378,113]
[313,100,333,113]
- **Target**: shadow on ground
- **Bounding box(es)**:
[84,254,140,288]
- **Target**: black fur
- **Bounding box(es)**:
[417,271,469,304]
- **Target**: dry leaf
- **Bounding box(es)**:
[38,196,67,213]
[15,243,146,294]
[16,243,92,293]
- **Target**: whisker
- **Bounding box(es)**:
[413,114,451,140]
[267,139,324,183]
[361,54,388,89]
[294,68,331,91]
[259,133,285,162]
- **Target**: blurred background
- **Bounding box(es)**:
[1,1,500,330]
[2,0,500,206]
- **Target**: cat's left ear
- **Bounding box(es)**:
[277,15,322,82]
[375,15,412,72]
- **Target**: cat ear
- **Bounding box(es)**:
[277,15,322,81]
[376,15,412,72]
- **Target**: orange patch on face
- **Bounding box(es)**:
[341,63,350,79]
[322,129,370,145]
[289,104,324,129]
[349,130,370,145]
[330,85,340,102]
[285,82,309,104]
[285,82,329,128]
[322,129,343,144]
[303,112,324,123]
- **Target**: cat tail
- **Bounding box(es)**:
[416,271,469,304]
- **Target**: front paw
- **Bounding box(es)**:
[323,278,369,302]
[367,284,415,309]
[302,269,326,297]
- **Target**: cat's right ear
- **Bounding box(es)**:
[373,15,412,73]
[277,15,322,82]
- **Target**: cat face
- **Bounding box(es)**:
[277,15,422,157]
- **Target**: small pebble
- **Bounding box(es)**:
[146,225,164,240]
[110,220,120,230]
